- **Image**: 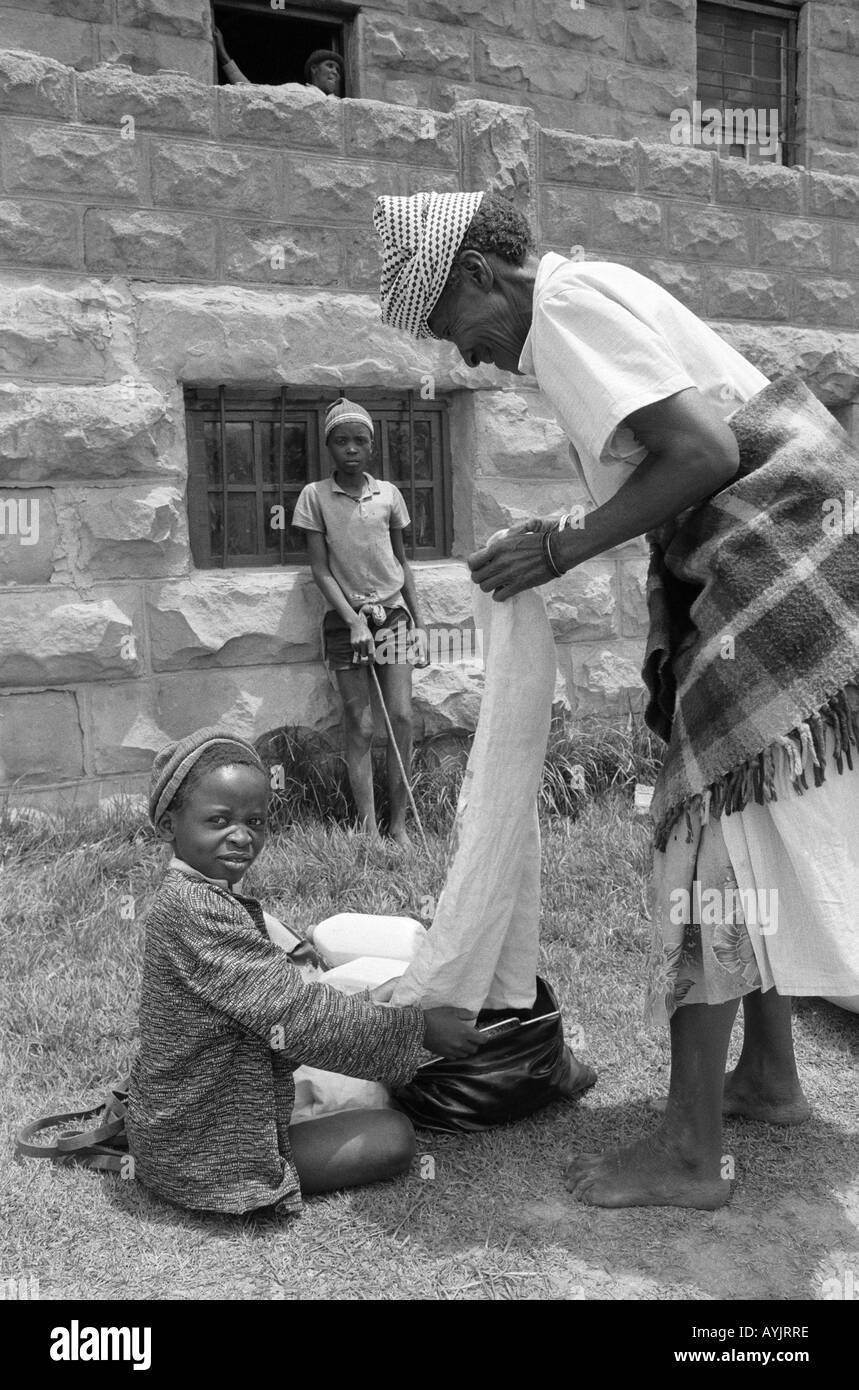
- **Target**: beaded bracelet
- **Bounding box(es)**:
[541,525,564,578]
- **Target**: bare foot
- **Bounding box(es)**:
[564,1132,731,1210]
[387,828,412,851]
[648,1069,811,1126]
[558,1048,598,1100]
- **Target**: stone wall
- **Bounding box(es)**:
[0,33,858,807]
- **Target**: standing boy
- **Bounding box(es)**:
[293,399,427,847]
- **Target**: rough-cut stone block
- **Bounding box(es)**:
[707,270,790,323]
[715,159,802,214]
[812,4,859,55]
[457,100,531,202]
[0,198,80,269]
[619,556,650,638]
[638,259,708,315]
[793,278,859,330]
[147,571,325,671]
[473,391,577,480]
[470,479,591,549]
[756,215,832,272]
[284,157,408,223]
[96,26,212,85]
[0,15,98,69]
[360,14,472,80]
[411,660,484,739]
[836,225,859,277]
[0,275,135,380]
[588,66,693,118]
[534,1,626,53]
[0,690,84,785]
[0,381,178,483]
[639,144,713,200]
[84,208,216,278]
[115,0,210,39]
[592,194,663,253]
[561,641,646,716]
[476,37,588,101]
[151,140,279,216]
[133,283,495,390]
[808,171,859,220]
[807,98,859,156]
[667,205,751,262]
[810,49,857,103]
[715,324,859,405]
[218,83,343,150]
[0,590,142,686]
[411,0,532,39]
[540,187,591,247]
[625,14,696,69]
[527,94,625,141]
[223,222,341,286]
[544,559,618,642]
[542,131,636,190]
[83,665,340,775]
[58,484,187,580]
[1,121,141,200]
[3,0,111,16]
[77,64,216,135]
[814,148,859,179]
[0,488,56,585]
[381,77,437,110]
[345,100,457,166]
[0,49,74,118]
[413,562,475,629]
[341,225,381,292]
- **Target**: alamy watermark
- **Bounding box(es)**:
[670,101,780,159]
[669,881,778,934]
[0,496,39,546]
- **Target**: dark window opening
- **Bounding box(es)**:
[185,387,453,569]
[697,2,799,165]
[213,1,350,91]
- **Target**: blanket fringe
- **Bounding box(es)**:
[654,683,859,852]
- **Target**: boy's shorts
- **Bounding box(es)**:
[323,605,412,672]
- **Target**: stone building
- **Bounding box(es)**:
[0,0,857,807]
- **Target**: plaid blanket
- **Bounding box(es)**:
[644,375,859,851]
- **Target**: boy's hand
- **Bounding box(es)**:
[349,615,374,661]
[407,627,429,668]
[422,1006,485,1060]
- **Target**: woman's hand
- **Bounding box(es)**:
[422,1006,485,1059]
[349,614,374,661]
[467,517,559,602]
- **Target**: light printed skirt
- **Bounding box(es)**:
[647,721,859,1024]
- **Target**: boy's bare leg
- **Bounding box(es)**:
[723,988,811,1123]
[335,668,378,837]
[564,999,739,1209]
[377,660,413,847]
[289,1109,416,1194]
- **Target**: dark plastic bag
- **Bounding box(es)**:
[392,977,574,1133]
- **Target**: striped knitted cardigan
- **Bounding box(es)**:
[643,375,859,852]
[127,869,425,1215]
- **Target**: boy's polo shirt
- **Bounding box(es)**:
[293,472,410,609]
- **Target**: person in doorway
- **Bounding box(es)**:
[293,399,428,848]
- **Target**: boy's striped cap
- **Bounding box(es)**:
[373,190,484,340]
[325,397,374,440]
[149,726,265,826]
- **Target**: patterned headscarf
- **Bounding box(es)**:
[325,397,374,439]
[373,191,485,340]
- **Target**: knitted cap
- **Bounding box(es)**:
[373,190,484,340]
[304,49,343,81]
[325,397,374,440]
[148,726,266,826]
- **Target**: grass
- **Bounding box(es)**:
[1,726,857,1302]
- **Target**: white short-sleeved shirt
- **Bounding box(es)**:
[292,472,410,609]
[517,255,770,506]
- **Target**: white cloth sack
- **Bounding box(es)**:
[391,584,556,1012]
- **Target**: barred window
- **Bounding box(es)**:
[184,388,453,568]
[697,2,799,165]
